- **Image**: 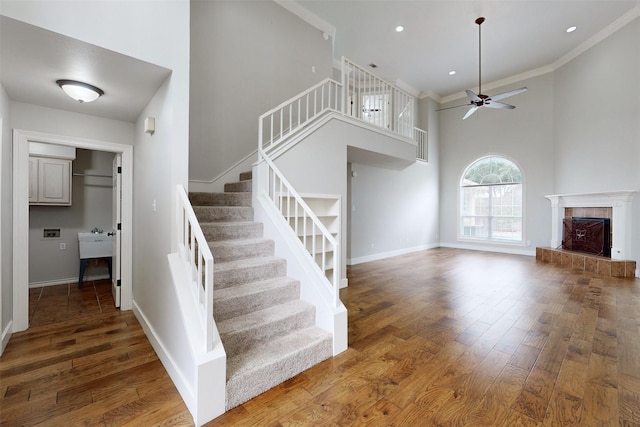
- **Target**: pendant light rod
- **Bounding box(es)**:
[476,17,485,95]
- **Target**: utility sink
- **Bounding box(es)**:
[78,232,114,259]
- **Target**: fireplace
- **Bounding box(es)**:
[562,217,611,257]
[545,190,636,261]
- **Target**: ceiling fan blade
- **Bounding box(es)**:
[462,106,479,120]
[465,90,482,103]
[485,101,515,110]
[436,103,472,112]
[489,87,527,102]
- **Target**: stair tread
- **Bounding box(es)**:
[214,255,284,272]
[214,276,298,300]
[225,325,331,409]
[217,299,312,335]
[201,221,258,227]
[210,237,272,247]
[226,325,332,379]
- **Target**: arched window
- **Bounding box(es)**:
[460,155,523,242]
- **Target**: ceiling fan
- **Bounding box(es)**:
[442,17,527,120]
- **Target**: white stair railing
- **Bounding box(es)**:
[253,57,427,313]
[259,78,342,155]
[176,185,215,352]
[258,152,341,308]
[342,57,415,139]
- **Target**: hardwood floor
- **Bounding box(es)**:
[2,249,640,426]
[1,280,192,426]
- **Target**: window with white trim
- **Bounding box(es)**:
[460,155,523,242]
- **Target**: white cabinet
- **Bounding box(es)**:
[29,156,72,206]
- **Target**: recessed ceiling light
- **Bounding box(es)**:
[395,25,404,32]
[449,70,456,76]
[566,26,577,33]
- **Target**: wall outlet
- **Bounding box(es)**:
[59,242,67,250]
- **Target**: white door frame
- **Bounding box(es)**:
[12,129,133,332]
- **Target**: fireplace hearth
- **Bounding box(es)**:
[545,190,636,261]
[541,190,638,278]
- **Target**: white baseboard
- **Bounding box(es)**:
[347,242,536,266]
[1,320,13,356]
[29,274,110,288]
[131,300,196,425]
[439,242,536,257]
[348,243,439,265]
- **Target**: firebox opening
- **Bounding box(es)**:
[562,217,611,257]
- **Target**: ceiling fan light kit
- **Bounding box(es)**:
[441,16,527,120]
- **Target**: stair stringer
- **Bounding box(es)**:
[166,252,226,426]
[252,162,347,356]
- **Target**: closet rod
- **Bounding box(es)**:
[72,173,113,178]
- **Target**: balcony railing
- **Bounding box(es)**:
[342,57,415,139]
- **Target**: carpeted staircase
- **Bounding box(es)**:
[189,172,333,410]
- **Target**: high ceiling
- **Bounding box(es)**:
[295,0,640,100]
[2,2,638,122]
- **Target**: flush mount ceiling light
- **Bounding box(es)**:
[566,26,577,33]
[56,79,104,103]
[395,25,404,32]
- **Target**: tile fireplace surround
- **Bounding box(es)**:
[538,190,638,278]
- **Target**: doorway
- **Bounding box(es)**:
[12,129,133,333]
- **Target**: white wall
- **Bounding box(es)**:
[29,149,115,285]
[1,0,194,414]
[1,85,12,350]
[273,116,437,269]
[439,17,640,264]
[439,73,555,255]
[349,161,437,263]
[11,102,134,144]
[553,17,640,265]
[131,76,196,386]
[189,0,333,184]
[553,19,640,194]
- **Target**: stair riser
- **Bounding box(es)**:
[239,171,252,181]
[220,307,315,356]
[213,281,300,322]
[202,223,263,241]
[224,181,252,193]
[194,206,253,223]
[214,260,287,288]
[189,192,251,207]
[210,240,274,263]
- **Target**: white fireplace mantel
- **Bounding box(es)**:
[545,190,637,260]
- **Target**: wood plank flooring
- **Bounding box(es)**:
[2,248,640,426]
[0,280,192,426]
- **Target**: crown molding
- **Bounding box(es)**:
[274,0,336,48]
[553,5,640,70]
[394,78,420,98]
[441,6,640,104]
[440,64,554,104]
[418,89,442,102]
